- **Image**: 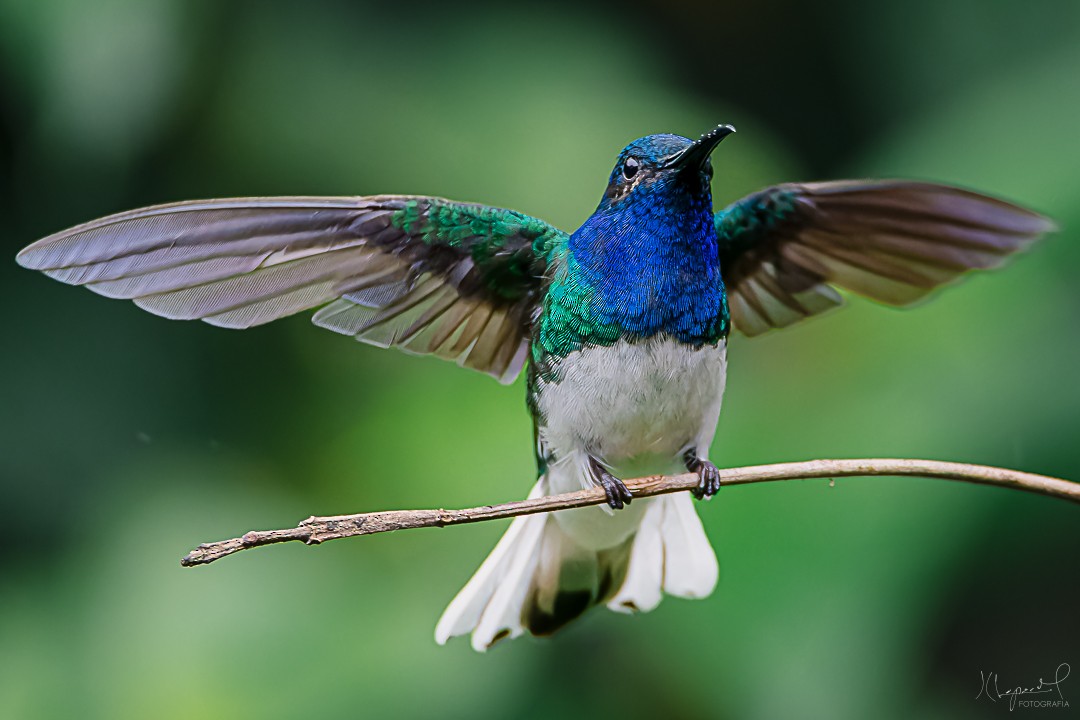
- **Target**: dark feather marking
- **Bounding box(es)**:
[525,590,593,637]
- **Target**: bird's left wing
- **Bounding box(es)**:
[714,181,1056,336]
[17,195,566,383]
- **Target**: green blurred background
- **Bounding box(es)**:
[1,1,1078,718]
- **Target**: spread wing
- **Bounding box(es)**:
[714,180,1056,336]
[17,196,566,383]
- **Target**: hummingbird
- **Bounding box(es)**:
[16,124,1053,651]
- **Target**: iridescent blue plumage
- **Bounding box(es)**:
[567,134,728,343]
[532,130,734,379]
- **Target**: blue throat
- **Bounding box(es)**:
[568,178,729,344]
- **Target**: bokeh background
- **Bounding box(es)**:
[1,1,1078,718]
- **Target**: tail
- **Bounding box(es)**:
[434,480,718,651]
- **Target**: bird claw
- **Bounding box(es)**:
[599,472,633,509]
[685,452,721,499]
[589,457,632,509]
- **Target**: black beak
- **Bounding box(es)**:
[666,124,736,173]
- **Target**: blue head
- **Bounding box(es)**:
[567,125,736,343]
[599,126,733,212]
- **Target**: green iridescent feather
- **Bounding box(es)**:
[391,198,564,302]
[714,186,798,262]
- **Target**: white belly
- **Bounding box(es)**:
[535,337,727,549]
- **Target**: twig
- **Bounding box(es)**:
[180,458,1078,567]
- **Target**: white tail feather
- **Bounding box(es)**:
[434,480,546,647]
[606,500,665,613]
[659,492,719,597]
[435,486,718,651]
[469,512,547,651]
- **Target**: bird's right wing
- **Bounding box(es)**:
[17,195,567,383]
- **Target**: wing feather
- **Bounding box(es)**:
[716,180,1055,335]
[18,195,565,383]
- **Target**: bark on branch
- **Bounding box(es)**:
[180,458,1078,568]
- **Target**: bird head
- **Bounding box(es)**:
[565,125,735,335]
[599,124,736,211]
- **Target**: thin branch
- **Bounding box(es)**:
[180,458,1078,568]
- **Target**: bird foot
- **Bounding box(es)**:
[588,456,632,509]
[685,451,721,499]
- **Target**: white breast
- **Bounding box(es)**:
[537,337,727,491]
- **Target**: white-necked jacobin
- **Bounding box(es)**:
[16,124,1055,651]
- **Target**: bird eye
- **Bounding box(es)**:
[622,157,640,180]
